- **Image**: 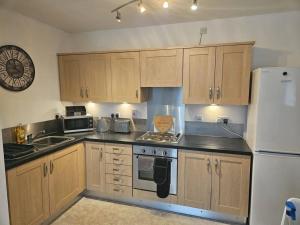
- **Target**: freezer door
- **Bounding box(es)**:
[250,152,300,225]
[254,68,300,154]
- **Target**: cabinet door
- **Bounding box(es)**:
[58,55,85,101]
[211,154,251,217]
[183,47,216,104]
[214,44,252,105]
[178,150,212,209]
[49,144,82,214]
[86,143,106,192]
[85,54,111,101]
[6,157,49,225]
[141,49,183,87]
[110,52,141,103]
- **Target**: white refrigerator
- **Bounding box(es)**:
[246,67,300,225]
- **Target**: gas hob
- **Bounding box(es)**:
[136,131,182,144]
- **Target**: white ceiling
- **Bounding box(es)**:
[1,0,300,33]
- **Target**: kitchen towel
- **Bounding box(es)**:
[153,157,171,198]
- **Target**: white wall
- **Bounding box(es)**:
[0,9,72,128]
[68,11,300,123]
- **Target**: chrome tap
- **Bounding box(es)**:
[27,130,46,143]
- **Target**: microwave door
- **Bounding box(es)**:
[63,117,93,133]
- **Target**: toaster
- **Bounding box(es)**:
[112,119,131,133]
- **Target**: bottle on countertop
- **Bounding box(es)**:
[15,123,26,144]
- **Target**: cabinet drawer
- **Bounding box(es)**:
[106,164,132,177]
[105,144,132,155]
[106,183,132,197]
[105,153,132,165]
[86,142,104,151]
[106,174,132,187]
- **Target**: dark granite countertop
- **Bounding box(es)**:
[5,131,252,170]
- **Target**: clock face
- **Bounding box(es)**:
[0,45,35,91]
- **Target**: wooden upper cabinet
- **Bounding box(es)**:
[110,52,146,103]
[58,54,111,102]
[141,49,183,87]
[6,157,49,225]
[58,55,85,102]
[215,44,252,105]
[211,154,251,217]
[183,47,216,104]
[178,150,212,209]
[84,54,111,102]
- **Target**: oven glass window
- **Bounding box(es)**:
[64,118,90,131]
[138,156,154,181]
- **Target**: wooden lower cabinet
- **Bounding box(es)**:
[6,157,49,225]
[6,144,85,225]
[178,151,212,209]
[86,142,106,192]
[178,150,251,217]
[211,154,251,217]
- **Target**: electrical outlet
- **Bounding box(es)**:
[200,27,207,35]
[217,117,229,124]
[195,115,202,121]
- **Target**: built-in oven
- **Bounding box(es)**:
[133,145,177,195]
[62,115,94,133]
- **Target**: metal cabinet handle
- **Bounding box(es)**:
[216,87,221,99]
[214,159,220,175]
[43,163,48,177]
[207,158,211,173]
[113,168,120,172]
[113,158,120,161]
[80,88,84,98]
[113,177,121,182]
[91,147,100,150]
[50,161,54,174]
[85,88,89,98]
[100,149,103,160]
[113,188,121,192]
[209,88,213,100]
[136,90,138,99]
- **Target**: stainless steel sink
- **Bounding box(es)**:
[32,136,75,150]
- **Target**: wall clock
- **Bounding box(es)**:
[0,45,35,91]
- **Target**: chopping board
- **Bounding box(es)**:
[154,115,174,133]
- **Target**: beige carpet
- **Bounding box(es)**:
[52,197,229,225]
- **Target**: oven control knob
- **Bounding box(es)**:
[163,151,168,156]
[142,149,146,153]
[153,150,156,155]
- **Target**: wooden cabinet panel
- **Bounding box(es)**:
[183,47,216,104]
[78,143,86,193]
[105,143,132,155]
[215,45,252,105]
[141,49,183,87]
[105,183,133,198]
[178,150,212,209]
[105,164,132,177]
[105,153,132,165]
[86,143,106,192]
[110,52,143,103]
[84,54,111,101]
[211,154,251,217]
[58,55,85,101]
[49,144,81,214]
[6,157,49,225]
[106,174,132,187]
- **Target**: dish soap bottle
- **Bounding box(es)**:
[15,124,26,144]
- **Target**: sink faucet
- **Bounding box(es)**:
[27,130,46,143]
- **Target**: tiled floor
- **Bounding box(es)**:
[52,197,229,225]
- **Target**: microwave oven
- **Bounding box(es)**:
[62,115,94,133]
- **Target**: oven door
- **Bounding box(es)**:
[133,154,177,195]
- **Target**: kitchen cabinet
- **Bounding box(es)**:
[6,157,50,225]
[211,154,251,217]
[49,143,85,214]
[6,144,85,225]
[141,49,183,87]
[183,43,253,105]
[183,47,216,104]
[178,151,212,209]
[178,150,251,217]
[86,142,106,192]
[58,54,111,102]
[110,52,147,103]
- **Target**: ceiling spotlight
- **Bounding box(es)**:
[138,0,146,13]
[163,1,169,8]
[191,0,198,11]
[116,11,121,22]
